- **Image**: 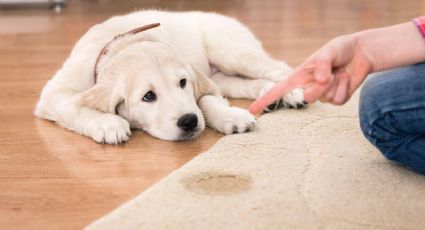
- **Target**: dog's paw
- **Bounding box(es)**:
[262,88,308,113]
[282,88,308,109]
[218,107,256,135]
[84,114,131,144]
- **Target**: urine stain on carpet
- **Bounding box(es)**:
[181,171,251,195]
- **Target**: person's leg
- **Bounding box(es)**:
[359,62,425,174]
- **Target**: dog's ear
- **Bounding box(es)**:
[190,66,220,101]
[78,81,123,114]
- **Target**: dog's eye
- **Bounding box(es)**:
[180,78,186,88]
[142,91,156,102]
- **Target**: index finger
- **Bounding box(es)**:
[248,67,315,114]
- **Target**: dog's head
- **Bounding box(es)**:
[79,42,219,141]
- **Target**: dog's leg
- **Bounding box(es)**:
[208,45,293,83]
[210,72,273,99]
[198,95,256,134]
[211,72,305,110]
[202,18,290,82]
[204,41,306,108]
[201,18,306,108]
[35,81,131,144]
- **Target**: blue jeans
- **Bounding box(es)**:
[359,63,425,174]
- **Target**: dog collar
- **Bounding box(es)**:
[93,23,161,83]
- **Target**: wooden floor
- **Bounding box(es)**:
[0,0,423,229]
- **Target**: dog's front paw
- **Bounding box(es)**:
[84,114,131,144]
[218,107,256,135]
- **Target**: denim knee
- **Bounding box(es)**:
[359,73,399,160]
[359,65,425,174]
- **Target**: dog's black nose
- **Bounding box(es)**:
[177,113,198,132]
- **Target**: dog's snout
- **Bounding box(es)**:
[177,113,198,131]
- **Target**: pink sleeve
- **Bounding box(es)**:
[412,16,425,38]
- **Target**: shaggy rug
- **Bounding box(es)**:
[86,93,425,230]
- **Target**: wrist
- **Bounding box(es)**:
[351,31,375,74]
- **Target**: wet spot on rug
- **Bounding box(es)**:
[181,171,251,195]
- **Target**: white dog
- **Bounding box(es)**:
[35,10,306,144]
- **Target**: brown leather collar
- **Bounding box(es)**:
[93,23,161,83]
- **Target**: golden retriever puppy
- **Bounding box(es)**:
[35,10,305,144]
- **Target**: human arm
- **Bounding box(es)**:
[249,20,425,114]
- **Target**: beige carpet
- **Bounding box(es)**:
[86,93,425,230]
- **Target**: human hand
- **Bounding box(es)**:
[249,35,373,114]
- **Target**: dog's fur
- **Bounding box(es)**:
[35,10,305,144]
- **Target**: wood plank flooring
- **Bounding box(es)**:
[0,0,423,229]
